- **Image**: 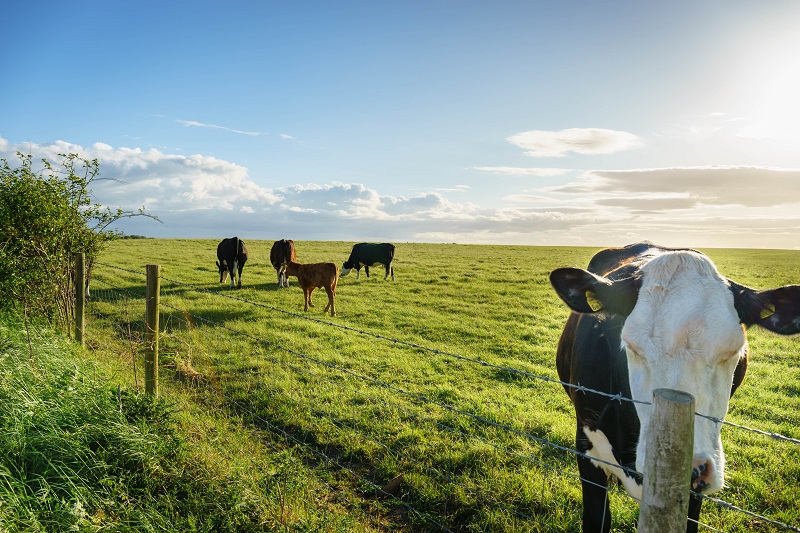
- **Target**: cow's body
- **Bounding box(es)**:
[341,243,395,280]
[216,237,247,289]
[550,242,800,533]
[270,239,296,288]
[282,260,339,316]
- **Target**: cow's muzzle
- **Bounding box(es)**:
[690,457,714,493]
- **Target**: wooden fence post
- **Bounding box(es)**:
[74,252,85,347]
[637,388,695,533]
[145,264,160,397]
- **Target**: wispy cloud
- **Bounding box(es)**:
[473,166,572,177]
[507,128,642,158]
[176,119,263,136]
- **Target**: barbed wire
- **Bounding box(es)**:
[90,263,800,532]
[157,298,629,496]
[88,282,413,532]
[94,261,800,448]
[97,282,564,530]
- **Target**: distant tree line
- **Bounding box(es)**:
[0,152,156,331]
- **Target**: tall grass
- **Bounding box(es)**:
[82,240,800,532]
[0,316,376,532]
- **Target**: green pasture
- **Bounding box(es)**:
[84,239,800,532]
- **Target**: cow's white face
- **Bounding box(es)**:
[620,251,746,494]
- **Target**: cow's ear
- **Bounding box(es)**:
[550,268,638,315]
[731,281,800,335]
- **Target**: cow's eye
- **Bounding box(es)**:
[719,349,741,363]
[624,343,644,360]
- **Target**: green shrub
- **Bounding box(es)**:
[0,153,155,332]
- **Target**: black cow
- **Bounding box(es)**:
[340,243,395,280]
[550,242,800,533]
[216,237,248,289]
[270,239,296,288]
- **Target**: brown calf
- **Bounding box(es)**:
[282,260,339,316]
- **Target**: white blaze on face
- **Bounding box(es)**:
[620,251,746,494]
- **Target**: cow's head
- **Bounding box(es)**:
[278,262,288,287]
[216,260,229,283]
[551,250,800,494]
[340,261,354,277]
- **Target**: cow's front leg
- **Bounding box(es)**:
[229,259,238,289]
[324,286,335,316]
[364,265,370,278]
[687,493,702,533]
[576,425,612,533]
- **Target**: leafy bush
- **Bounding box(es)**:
[0,153,155,331]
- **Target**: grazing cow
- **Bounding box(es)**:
[270,239,296,288]
[282,260,339,316]
[341,243,395,280]
[215,237,248,289]
[549,242,800,533]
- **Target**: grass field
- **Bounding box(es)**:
[84,239,800,532]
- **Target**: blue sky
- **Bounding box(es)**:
[2,1,799,248]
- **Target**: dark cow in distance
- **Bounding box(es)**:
[341,243,395,280]
[216,237,247,289]
[550,242,800,533]
[270,239,296,288]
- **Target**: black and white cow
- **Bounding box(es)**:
[549,242,800,533]
[270,239,296,288]
[216,237,248,289]
[340,243,395,280]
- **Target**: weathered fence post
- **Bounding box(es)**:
[637,388,695,533]
[145,264,160,397]
[74,252,85,347]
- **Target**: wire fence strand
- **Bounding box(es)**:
[87,262,800,533]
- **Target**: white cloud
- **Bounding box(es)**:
[473,166,573,177]
[507,128,643,158]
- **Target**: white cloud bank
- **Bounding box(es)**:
[2,136,798,249]
[551,166,800,208]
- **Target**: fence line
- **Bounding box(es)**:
[88,263,800,532]
[90,277,592,531]
[89,281,418,532]
[97,261,800,450]
[155,298,627,509]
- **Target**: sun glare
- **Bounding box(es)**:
[735,34,800,142]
